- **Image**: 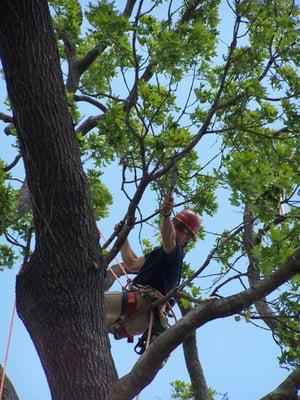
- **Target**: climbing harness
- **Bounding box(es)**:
[109,284,177,352]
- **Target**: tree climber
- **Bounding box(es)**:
[104,194,201,353]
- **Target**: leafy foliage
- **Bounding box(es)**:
[171,380,216,400]
[0,0,300,397]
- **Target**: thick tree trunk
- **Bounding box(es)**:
[0,1,118,399]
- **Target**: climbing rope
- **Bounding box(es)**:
[145,311,154,350]
[0,299,16,400]
[98,226,132,289]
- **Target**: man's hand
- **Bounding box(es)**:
[114,221,124,233]
[161,194,176,254]
[161,194,174,217]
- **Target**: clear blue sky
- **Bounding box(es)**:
[0,1,293,399]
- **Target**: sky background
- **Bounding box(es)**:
[0,1,297,399]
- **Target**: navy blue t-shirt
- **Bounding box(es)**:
[132,244,184,295]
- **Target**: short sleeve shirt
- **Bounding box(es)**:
[132,244,184,295]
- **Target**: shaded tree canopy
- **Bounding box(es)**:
[0,0,299,399]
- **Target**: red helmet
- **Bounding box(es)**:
[173,209,201,238]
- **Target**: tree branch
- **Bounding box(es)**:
[123,0,137,17]
[243,207,300,349]
[61,32,79,93]
[109,247,300,399]
[260,366,300,400]
[179,303,209,400]
[74,95,107,112]
[0,112,13,123]
[3,154,22,172]
[75,114,104,135]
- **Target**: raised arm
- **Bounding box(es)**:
[119,237,145,272]
[161,195,176,254]
[114,223,144,272]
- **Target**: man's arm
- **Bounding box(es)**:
[161,195,176,254]
[120,238,145,272]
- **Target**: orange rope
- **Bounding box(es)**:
[145,311,154,350]
[134,310,154,400]
[107,265,125,288]
[0,299,16,400]
[98,226,132,288]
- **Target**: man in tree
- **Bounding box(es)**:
[105,194,201,351]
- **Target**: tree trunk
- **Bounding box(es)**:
[0,1,118,399]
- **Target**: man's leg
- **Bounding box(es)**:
[124,293,152,336]
[104,291,123,329]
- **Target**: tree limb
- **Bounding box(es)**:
[260,366,300,400]
[74,95,107,112]
[3,154,22,172]
[75,114,104,135]
[123,0,137,17]
[0,112,13,123]
[109,246,300,399]
[61,31,79,93]
[243,207,299,346]
[179,303,208,400]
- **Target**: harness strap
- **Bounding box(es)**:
[120,290,138,317]
[114,290,138,342]
[113,286,174,344]
[121,290,128,317]
[127,290,137,315]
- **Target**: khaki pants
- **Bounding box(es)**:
[104,291,152,336]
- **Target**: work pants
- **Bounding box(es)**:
[104,291,152,336]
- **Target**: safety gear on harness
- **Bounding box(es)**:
[110,285,172,344]
[134,330,148,354]
[174,209,201,238]
[113,291,138,342]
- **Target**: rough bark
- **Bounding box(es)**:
[0,1,117,399]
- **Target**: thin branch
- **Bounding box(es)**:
[76,44,107,76]
[263,92,299,101]
[4,232,26,251]
[0,112,13,123]
[75,114,104,135]
[210,273,248,296]
[74,95,107,112]
[3,154,22,172]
